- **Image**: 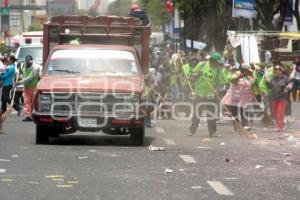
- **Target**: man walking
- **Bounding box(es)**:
[189,52,226,137]
[16,55,39,121]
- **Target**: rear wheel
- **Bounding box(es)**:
[130,127,145,146]
[36,125,50,144]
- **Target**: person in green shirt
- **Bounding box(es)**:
[180,57,199,116]
[16,55,40,121]
[252,64,264,102]
[181,57,199,100]
[189,52,226,137]
[259,64,274,116]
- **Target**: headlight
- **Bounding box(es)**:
[39,93,51,112]
[40,103,51,112]
[40,94,51,102]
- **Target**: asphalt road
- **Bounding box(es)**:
[0,103,300,200]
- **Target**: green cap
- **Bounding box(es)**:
[211,52,224,64]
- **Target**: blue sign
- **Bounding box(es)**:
[234,0,255,10]
[232,0,256,18]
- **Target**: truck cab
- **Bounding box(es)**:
[33,15,151,145]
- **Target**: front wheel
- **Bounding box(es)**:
[130,127,145,146]
[36,125,50,144]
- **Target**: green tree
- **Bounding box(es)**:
[77,9,89,16]
[107,0,133,16]
[0,43,9,54]
[253,0,287,31]
[176,0,235,51]
[175,0,287,51]
[28,23,43,31]
[143,0,169,26]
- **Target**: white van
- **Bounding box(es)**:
[19,31,43,46]
[15,31,43,93]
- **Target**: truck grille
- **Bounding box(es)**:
[51,93,137,115]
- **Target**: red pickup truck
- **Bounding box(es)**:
[32,15,151,145]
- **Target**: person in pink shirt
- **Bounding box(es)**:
[221,64,254,132]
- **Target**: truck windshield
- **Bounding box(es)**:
[17,46,43,64]
[46,49,140,76]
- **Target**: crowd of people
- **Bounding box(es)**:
[147,45,300,136]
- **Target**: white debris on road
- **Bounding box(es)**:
[149,145,166,151]
[192,186,202,189]
[165,168,174,173]
[283,160,292,166]
[255,165,263,169]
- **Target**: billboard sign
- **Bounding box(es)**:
[232,0,256,18]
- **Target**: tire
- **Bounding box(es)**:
[130,127,145,146]
[36,124,50,144]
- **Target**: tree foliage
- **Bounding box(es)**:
[144,0,169,26]
[28,23,43,31]
[175,0,235,51]
[0,43,9,54]
[174,0,289,51]
[107,0,133,16]
[253,0,287,31]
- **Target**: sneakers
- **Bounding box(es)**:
[22,117,33,122]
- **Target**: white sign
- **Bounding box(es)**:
[186,39,207,50]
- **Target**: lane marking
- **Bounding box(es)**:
[1,179,13,182]
[207,181,234,196]
[155,127,166,134]
[52,178,64,182]
[179,155,196,164]
[45,175,64,179]
[0,159,10,162]
[56,184,73,188]
[29,181,40,184]
[195,146,211,149]
[164,138,177,145]
[67,181,79,184]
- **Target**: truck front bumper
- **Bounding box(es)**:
[32,112,145,130]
